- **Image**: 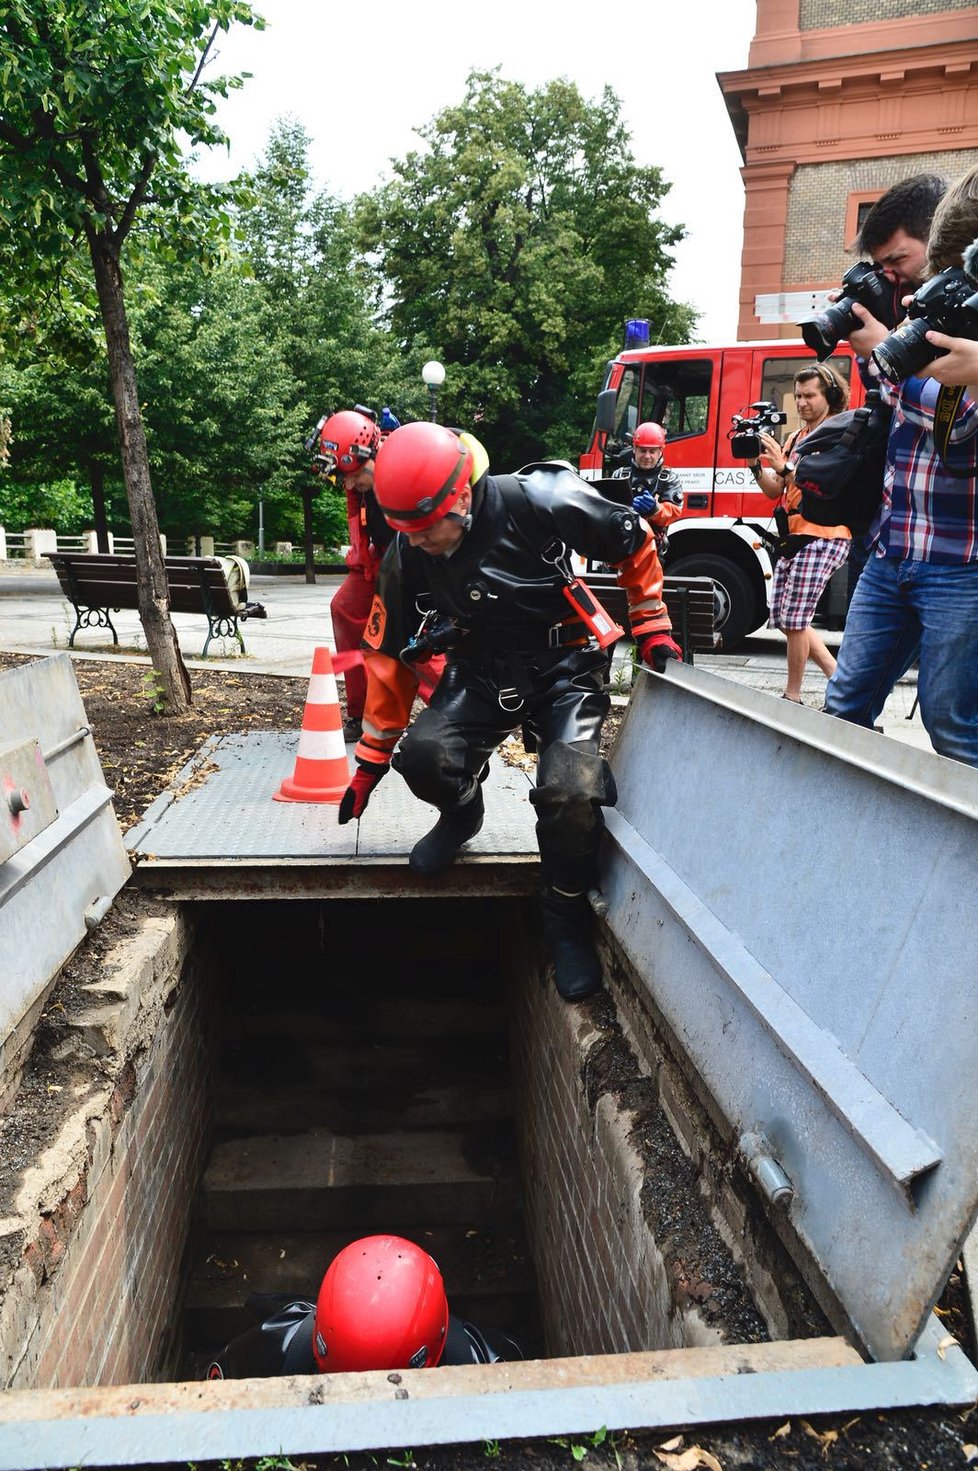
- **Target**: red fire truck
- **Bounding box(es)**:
[580,336,865,649]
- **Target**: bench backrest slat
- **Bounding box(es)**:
[49,553,240,616]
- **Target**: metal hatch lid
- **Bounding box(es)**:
[600,662,978,1363]
[126,730,540,898]
[0,655,130,1100]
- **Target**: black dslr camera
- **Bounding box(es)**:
[871,267,978,383]
[798,261,896,361]
[729,402,788,459]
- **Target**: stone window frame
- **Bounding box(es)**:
[845,189,885,253]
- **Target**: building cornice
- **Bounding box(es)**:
[719,39,977,165]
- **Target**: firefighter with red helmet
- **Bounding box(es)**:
[611,421,684,555]
[205,1235,521,1378]
[337,421,681,1002]
[313,408,389,741]
[313,407,442,740]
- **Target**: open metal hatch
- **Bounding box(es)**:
[0,656,130,1104]
[602,664,978,1363]
[2,661,978,1467]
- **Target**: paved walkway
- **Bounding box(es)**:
[0,562,928,753]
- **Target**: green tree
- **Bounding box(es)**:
[234,118,417,578]
[128,254,305,544]
[0,349,121,541]
[0,0,261,711]
[358,70,697,467]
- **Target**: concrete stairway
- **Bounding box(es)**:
[181,898,541,1368]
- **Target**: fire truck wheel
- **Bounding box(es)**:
[666,554,757,652]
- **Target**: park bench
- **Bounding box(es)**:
[48,552,267,657]
[584,573,719,664]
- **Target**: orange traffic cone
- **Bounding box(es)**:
[274,646,351,804]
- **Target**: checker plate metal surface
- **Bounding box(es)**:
[127,732,537,887]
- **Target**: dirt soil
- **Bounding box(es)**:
[2,650,977,1471]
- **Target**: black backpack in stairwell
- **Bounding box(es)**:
[791,393,892,536]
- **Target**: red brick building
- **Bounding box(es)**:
[719,0,978,340]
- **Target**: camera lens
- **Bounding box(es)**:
[799,300,854,362]
[871,318,944,383]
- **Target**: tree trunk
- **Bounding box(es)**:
[88,233,191,712]
[89,461,110,553]
[302,486,316,585]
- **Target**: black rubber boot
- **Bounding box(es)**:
[540,888,602,1002]
[409,785,485,876]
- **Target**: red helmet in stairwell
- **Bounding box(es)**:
[312,1235,449,1373]
[319,410,381,476]
[373,421,473,533]
[633,421,666,450]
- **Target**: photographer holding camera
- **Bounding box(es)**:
[823,167,978,767]
[750,365,851,703]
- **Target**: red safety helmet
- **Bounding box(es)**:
[373,421,473,533]
[319,410,381,476]
[312,1235,449,1373]
[633,422,666,450]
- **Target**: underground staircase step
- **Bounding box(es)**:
[214,1080,514,1136]
[224,997,507,1044]
[202,1129,524,1233]
[219,1036,510,1096]
[183,1226,536,1349]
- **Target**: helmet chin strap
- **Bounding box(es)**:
[446,510,473,531]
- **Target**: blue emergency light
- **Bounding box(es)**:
[623,319,651,349]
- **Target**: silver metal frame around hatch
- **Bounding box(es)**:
[6,662,975,1464]
[0,1316,973,1469]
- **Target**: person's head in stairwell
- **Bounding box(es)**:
[206,1235,521,1378]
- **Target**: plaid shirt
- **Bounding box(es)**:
[873,372,978,564]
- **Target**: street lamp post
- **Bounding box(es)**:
[421,360,445,422]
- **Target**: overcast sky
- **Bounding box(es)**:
[196,1,756,343]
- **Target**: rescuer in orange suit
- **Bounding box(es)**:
[312,408,443,740]
[336,420,681,1002]
[206,1235,521,1378]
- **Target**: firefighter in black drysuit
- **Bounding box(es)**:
[336,421,681,1002]
[610,420,684,557]
[206,1235,521,1378]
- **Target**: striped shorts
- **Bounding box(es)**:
[769,537,850,632]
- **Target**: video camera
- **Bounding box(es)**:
[871,266,978,383]
[729,402,788,459]
[798,261,897,362]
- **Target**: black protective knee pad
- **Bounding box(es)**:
[392,707,471,808]
[529,740,617,857]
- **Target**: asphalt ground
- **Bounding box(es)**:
[0,562,928,753]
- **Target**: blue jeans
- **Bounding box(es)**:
[824,554,978,767]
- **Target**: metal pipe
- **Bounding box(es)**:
[739,1132,794,1207]
[42,727,90,762]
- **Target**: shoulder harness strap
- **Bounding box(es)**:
[494,473,565,563]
